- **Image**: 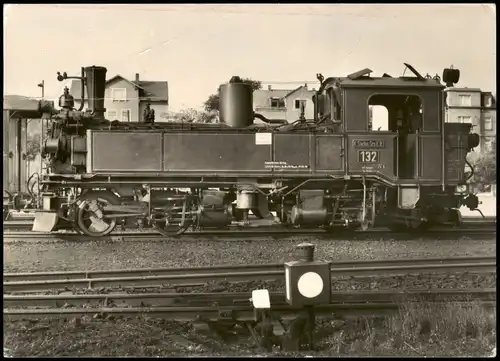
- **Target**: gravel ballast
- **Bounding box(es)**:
[3,236,496,274]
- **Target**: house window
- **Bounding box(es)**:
[295,99,306,110]
[484,116,493,131]
[459,94,471,106]
[484,138,494,151]
[457,116,472,124]
[485,96,492,107]
[107,110,118,120]
[112,88,127,102]
[270,97,285,108]
[121,109,131,122]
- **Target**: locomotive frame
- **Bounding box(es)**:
[31,63,481,237]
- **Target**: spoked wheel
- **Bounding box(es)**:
[76,191,121,237]
[152,195,195,237]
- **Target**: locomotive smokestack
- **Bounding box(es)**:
[84,65,107,118]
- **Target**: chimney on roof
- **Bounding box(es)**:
[268,85,272,91]
[135,73,139,83]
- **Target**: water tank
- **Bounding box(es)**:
[219,77,254,128]
[84,66,107,118]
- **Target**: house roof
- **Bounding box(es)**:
[282,85,308,99]
[136,81,169,102]
[70,75,168,102]
[445,87,482,93]
[481,91,497,108]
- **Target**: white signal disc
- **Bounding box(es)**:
[297,272,323,298]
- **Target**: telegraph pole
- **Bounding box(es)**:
[37,80,45,200]
[37,80,44,98]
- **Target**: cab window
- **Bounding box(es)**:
[368,94,423,133]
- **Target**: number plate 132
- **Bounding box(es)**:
[357,150,380,163]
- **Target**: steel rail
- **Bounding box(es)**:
[4,261,496,294]
[3,289,496,308]
[4,301,496,321]
[3,228,497,243]
[3,216,493,228]
[4,256,496,282]
[3,216,493,226]
[3,217,496,242]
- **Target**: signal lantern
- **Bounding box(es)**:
[284,243,331,307]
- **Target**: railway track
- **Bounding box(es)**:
[3,294,496,321]
[2,217,496,243]
[4,256,496,294]
[4,256,496,337]
[4,288,496,308]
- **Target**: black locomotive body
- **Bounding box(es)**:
[32,64,481,236]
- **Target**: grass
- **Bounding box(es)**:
[3,300,496,357]
[317,298,496,356]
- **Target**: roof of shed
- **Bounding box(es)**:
[3,95,40,111]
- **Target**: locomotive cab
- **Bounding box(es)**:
[313,63,481,228]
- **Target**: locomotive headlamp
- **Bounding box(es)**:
[284,243,331,307]
[442,66,460,87]
[455,184,468,194]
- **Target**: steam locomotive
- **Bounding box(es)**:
[31,63,481,237]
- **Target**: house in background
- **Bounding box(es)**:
[444,87,496,154]
[480,91,496,151]
[71,73,168,122]
[253,84,316,123]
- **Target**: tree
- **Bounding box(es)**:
[203,78,262,112]
[470,139,496,189]
[171,108,219,124]
[26,133,41,161]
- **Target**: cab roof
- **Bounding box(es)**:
[336,64,445,90]
[339,76,445,89]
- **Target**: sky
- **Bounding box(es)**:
[3,4,496,112]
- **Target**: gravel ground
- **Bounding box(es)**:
[3,236,496,274]
[4,236,496,357]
